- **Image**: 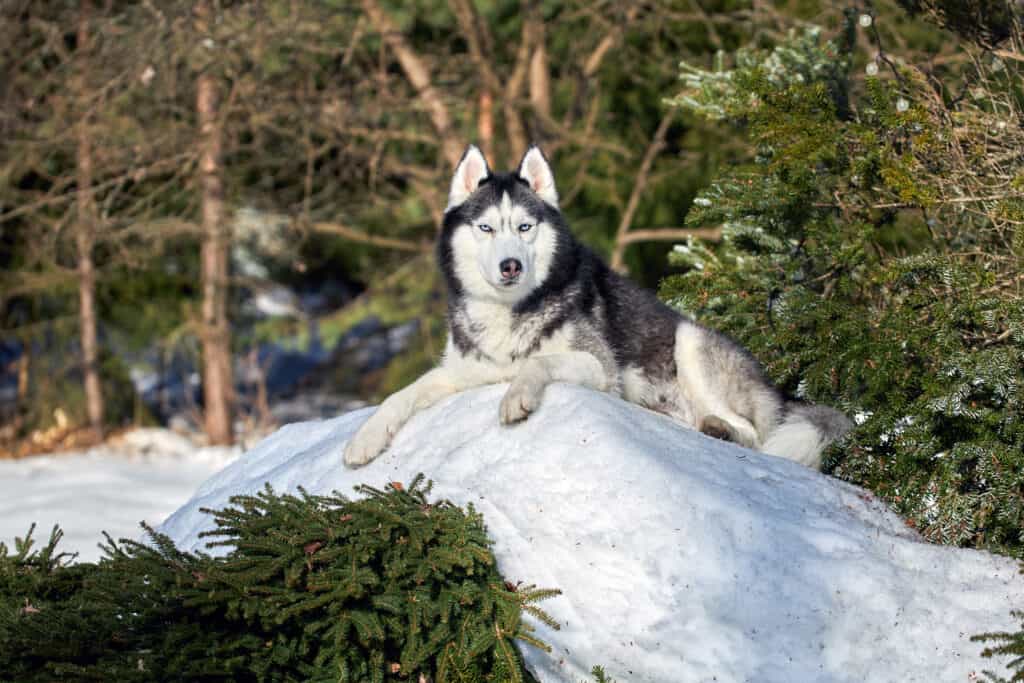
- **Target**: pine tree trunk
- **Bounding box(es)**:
[528,24,550,121]
[16,351,29,404]
[477,91,494,162]
[196,7,233,445]
[76,0,104,439]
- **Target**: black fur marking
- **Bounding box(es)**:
[448,314,477,356]
[594,262,680,384]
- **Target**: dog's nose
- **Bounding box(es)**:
[500,258,522,280]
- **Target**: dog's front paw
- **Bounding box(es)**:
[499,380,543,425]
[343,410,400,467]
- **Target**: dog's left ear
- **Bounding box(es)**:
[518,145,558,207]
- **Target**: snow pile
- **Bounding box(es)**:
[0,429,239,563]
[160,384,1023,683]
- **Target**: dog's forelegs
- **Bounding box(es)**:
[500,352,608,425]
[344,366,477,467]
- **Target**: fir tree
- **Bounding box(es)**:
[0,477,561,682]
[661,10,1024,556]
[973,604,1024,682]
[660,8,1024,676]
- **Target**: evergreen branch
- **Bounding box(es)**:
[0,479,560,681]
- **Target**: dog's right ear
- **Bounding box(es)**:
[447,144,490,211]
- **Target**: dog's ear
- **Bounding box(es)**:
[447,144,490,211]
[517,145,558,207]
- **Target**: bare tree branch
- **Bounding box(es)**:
[620,227,722,245]
[504,4,538,163]
[448,0,506,164]
[994,48,1024,63]
[611,110,674,272]
[360,0,463,169]
[448,0,501,95]
[583,5,639,78]
[688,0,722,50]
[529,17,551,122]
[309,220,429,253]
[477,91,494,161]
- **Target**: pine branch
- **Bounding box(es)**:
[0,479,561,681]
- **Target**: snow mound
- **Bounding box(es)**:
[160,384,1023,683]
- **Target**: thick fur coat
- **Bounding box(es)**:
[343,145,851,469]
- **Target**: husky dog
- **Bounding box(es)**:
[343,144,852,469]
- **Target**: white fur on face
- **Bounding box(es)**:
[450,191,554,304]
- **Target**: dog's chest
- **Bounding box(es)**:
[458,300,570,364]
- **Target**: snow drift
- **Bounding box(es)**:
[160,384,1023,682]
[0,429,239,563]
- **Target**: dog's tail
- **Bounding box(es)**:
[762,403,853,469]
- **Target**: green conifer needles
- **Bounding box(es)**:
[664,14,1023,676]
[663,19,1024,558]
[0,477,560,682]
[973,607,1024,682]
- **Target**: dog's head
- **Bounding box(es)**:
[440,144,566,305]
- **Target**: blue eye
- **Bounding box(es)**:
[518,223,533,232]
[478,224,493,233]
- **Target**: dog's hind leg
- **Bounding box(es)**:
[698,412,760,449]
[699,415,735,442]
[499,352,609,424]
[673,322,769,450]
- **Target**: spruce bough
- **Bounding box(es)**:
[662,15,1024,558]
[0,476,560,682]
[661,9,1024,680]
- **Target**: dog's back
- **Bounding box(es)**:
[568,250,852,466]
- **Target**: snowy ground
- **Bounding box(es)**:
[0,429,239,562]
[161,384,1024,683]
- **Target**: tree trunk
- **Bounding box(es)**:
[478,91,494,161]
[76,0,104,439]
[16,350,29,404]
[196,3,233,445]
[502,14,536,165]
[528,23,551,121]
